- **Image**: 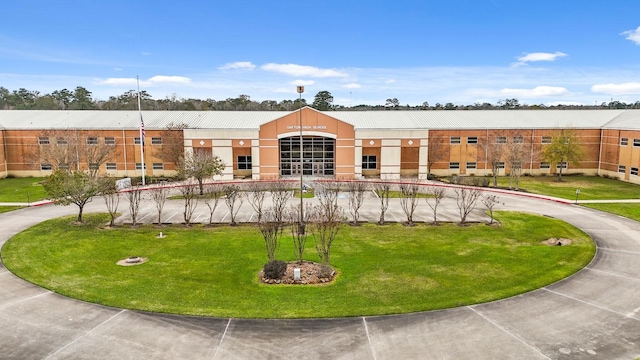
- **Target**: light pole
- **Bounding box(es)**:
[297,86,305,233]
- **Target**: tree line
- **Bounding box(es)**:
[2,86,639,111]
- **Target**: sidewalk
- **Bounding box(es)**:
[0,200,53,207]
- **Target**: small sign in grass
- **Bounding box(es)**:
[2,212,594,319]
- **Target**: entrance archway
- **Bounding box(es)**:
[279,136,335,176]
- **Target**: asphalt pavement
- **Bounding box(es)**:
[0,185,639,359]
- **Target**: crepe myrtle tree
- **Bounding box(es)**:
[372,181,392,225]
[179,181,199,226]
[425,186,447,225]
[101,177,120,226]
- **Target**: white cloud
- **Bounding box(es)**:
[218,61,256,71]
[147,75,191,84]
[546,101,584,106]
[290,79,315,86]
[342,83,362,89]
[514,52,567,66]
[261,63,348,77]
[621,26,640,45]
[591,82,640,95]
[95,77,138,86]
[141,51,152,56]
[95,75,191,87]
[499,86,569,98]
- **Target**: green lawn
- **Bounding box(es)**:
[2,212,594,319]
[582,203,640,222]
[0,177,48,203]
[496,175,640,200]
[0,206,25,214]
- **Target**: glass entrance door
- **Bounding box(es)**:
[279,136,335,176]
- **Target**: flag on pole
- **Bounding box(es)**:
[140,114,146,148]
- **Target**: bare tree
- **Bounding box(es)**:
[426,135,449,178]
[346,180,368,225]
[285,203,313,263]
[481,193,500,224]
[203,182,223,225]
[258,208,282,262]
[245,181,267,223]
[150,186,169,224]
[83,133,119,178]
[127,185,143,227]
[307,202,344,266]
[101,178,120,227]
[269,181,292,224]
[32,130,80,171]
[478,132,506,187]
[505,134,531,190]
[399,180,420,226]
[372,181,392,225]
[159,122,187,168]
[223,184,244,226]
[425,186,447,225]
[179,181,199,225]
[314,181,342,221]
[454,187,482,225]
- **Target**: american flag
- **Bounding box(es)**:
[140,114,146,147]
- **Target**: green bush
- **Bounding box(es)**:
[263,260,287,280]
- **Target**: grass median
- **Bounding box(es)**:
[1,211,594,319]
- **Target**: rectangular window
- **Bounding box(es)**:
[450,136,461,145]
[541,136,552,144]
[134,137,141,145]
[556,162,568,169]
[135,163,144,170]
[634,139,640,147]
[38,137,49,145]
[513,136,524,144]
[540,162,550,169]
[467,136,478,144]
[59,163,69,170]
[466,162,477,169]
[152,163,164,170]
[104,137,116,145]
[237,155,252,170]
[512,161,522,169]
[151,137,162,145]
[40,163,52,171]
[56,137,67,145]
[631,167,639,176]
[86,137,98,145]
[618,165,626,173]
[496,136,507,144]
[88,163,99,170]
[449,162,460,169]
[106,163,117,171]
[362,155,377,170]
[620,138,628,146]
[497,162,505,169]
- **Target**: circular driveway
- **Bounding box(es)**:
[0,190,639,359]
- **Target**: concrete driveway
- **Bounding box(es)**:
[0,187,639,359]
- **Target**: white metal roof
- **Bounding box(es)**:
[0,109,637,131]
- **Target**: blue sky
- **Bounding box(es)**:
[2,0,640,106]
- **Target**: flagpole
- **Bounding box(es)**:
[137,76,146,186]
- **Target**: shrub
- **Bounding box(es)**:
[263,260,287,280]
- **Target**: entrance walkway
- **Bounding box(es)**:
[0,190,639,359]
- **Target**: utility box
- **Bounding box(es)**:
[293,268,301,281]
